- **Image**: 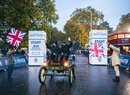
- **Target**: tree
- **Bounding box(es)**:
[116,13,130,32]
[48,27,67,44]
[0,0,58,47]
[64,6,105,49]
[100,21,113,34]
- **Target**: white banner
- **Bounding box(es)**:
[89,30,108,65]
[29,31,46,65]
[89,30,107,39]
[29,40,46,56]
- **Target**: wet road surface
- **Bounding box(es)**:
[0,55,130,95]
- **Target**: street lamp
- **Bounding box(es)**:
[90,11,92,31]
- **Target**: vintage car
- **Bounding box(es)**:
[39,53,75,86]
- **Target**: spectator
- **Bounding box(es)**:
[6,48,15,81]
[108,43,120,82]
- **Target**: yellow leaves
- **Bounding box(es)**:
[78,24,85,31]
[64,6,105,49]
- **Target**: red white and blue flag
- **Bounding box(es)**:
[6,28,26,47]
[89,42,105,58]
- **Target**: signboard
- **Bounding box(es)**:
[108,55,130,68]
[0,56,27,70]
[29,40,46,56]
[90,30,107,39]
[120,55,130,68]
[13,56,27,66]
[89,30,108,65]
[29,31,46,65]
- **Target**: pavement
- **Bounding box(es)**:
[0,54,130,95]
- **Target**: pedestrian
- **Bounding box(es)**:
[6,48,15,81]
[108,43,120,82]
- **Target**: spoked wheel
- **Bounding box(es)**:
[72,67,75,79]
[69,68,73,86]
[39,67,46,84]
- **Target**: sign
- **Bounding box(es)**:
[89,30,108,65]
[122,38,129,43]
[120,55,130,68]
[90,30,107,39]
[108,55,130,68]
[0,56,27,70]
[13,56,27,66]
[29,31,46,65]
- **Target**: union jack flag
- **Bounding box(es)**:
[89,42,105,58]
[6,28,26,47]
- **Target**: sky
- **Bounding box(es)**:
[54,0,130,31]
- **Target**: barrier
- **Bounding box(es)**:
[108,55,130,68]
[0,57,7,70]
[120,55,130,68]
[0,55,27,70]
[13,55,27,67]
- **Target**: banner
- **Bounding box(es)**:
[0,56,27,70]
[108,55,130,68]
[120,55,130,68]
[89,30,108,65]
[13,55,27,66]
[29,31,46,65]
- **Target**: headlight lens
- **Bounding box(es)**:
[64,62,69,67]
[43,62,47,67]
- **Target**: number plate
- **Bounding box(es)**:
[51,67,59,70]
[49,66,63,70]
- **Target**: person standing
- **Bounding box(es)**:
[6,48,15,81]
[60,38,73,60]
[108,43,120,82]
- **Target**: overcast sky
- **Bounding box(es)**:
[54,0,130,31]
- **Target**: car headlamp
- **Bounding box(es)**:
[43,62,47,67]
[64,62,69,67]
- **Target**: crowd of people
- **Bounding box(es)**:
[46,39,74,63]
[0,47,27,57]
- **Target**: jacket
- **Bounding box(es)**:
[6,51,14,65]
[109,44,120,66]
[61,41,73,55]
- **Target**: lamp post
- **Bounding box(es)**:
[90,11,92,31]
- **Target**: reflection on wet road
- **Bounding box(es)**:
[0,55,130,95]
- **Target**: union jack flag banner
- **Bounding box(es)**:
[89,42,105,58]
[6,28,26,47]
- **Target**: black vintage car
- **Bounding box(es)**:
[39,52,75,86]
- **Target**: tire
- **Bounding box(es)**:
[39,67,46,84]
[69,68,73,86]
[72,67,75,79]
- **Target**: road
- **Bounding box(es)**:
[0,54,130,95]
